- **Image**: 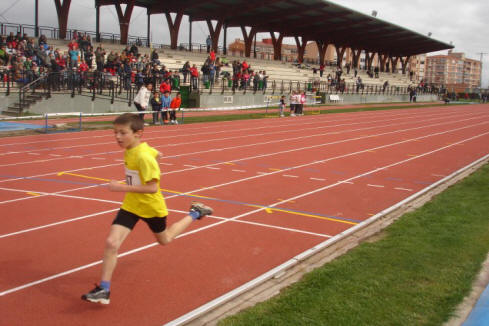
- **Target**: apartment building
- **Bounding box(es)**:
[425,51,481,92]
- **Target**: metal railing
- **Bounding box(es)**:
[0,23,148,46]
[2,69,441,113]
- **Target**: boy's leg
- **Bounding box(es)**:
[162,110,168,123]
[82,211,135,304]
[101,224,132,282]
[154,202,213,245]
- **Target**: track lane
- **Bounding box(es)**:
[1,104,489,325]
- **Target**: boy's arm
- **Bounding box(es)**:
[108,179,158,193]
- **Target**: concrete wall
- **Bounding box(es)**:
[322,93,439,104]
[1,93,134,115]
[189,92,274,108]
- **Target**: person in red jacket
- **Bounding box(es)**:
[78,60,89,72]
[159,80,171,94]
[241,60,249,72]
[169,92,181,124]
[190,64,199,90]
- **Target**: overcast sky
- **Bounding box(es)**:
[2,0,488,86]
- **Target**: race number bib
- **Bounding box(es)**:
[125,167,142,186]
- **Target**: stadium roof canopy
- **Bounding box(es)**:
[96,0,453,56]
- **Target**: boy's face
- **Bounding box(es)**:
[113,123,141,149]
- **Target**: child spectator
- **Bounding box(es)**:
[150,91,162,125]
[169,92,182,124]
[299,91,306,116]
[279,95,286,117]
[160,91,172,124]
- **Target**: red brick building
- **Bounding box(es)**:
[425,51,481,92]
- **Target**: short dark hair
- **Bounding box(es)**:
[113,113,143,132]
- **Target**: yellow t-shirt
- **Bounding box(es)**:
[120,142,168,218]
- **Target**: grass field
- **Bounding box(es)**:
[219,163,489,325]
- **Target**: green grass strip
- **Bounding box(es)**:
[219,163,489,326]
[174,103,461,125]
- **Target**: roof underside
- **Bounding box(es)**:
[98,0,454,56]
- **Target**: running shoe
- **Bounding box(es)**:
[189,202,213,219]
[81,284,110,304]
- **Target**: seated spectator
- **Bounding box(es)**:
[151,49,160,65]
[38,34,48,48]
[0,45,9,65]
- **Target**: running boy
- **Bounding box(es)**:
[81,113,213,304]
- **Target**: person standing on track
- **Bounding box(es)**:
[289,91,297,117]
[279,95,286,117]
[160,91,171,124]
[81,113,213,305]
[169,92,181,124]
[133,82,152,125]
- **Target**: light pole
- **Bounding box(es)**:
[477,52,487,94]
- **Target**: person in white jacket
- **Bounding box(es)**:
[133,83,153,124]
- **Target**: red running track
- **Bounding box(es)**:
[1,104,489,325]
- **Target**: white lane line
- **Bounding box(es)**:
[2,118,488,209]
[431,174,446,177]
[3,111,487,173]
[0,210,331,296]
[184,164,198,168]
[161,162,174,166]
[342,181,354,184]
[283,175,299,178]
[394,187,413,192]
[0,110,482,168]
[0,106,465,151]
[310,178,326,181]
[232,169,246,173]
[367,184,385,188]
[0,186,120,206]
[161,115,489,176]
[28,153,40,156]
[205,167,221,170]
[166,152,489,326]
[3,130,488,297]
[0,209,119,239]
[0,108,445,152]
[49,154,62,157]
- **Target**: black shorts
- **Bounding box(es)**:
[113,208,167,233]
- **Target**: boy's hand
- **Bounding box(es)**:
[108,180,125,192]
